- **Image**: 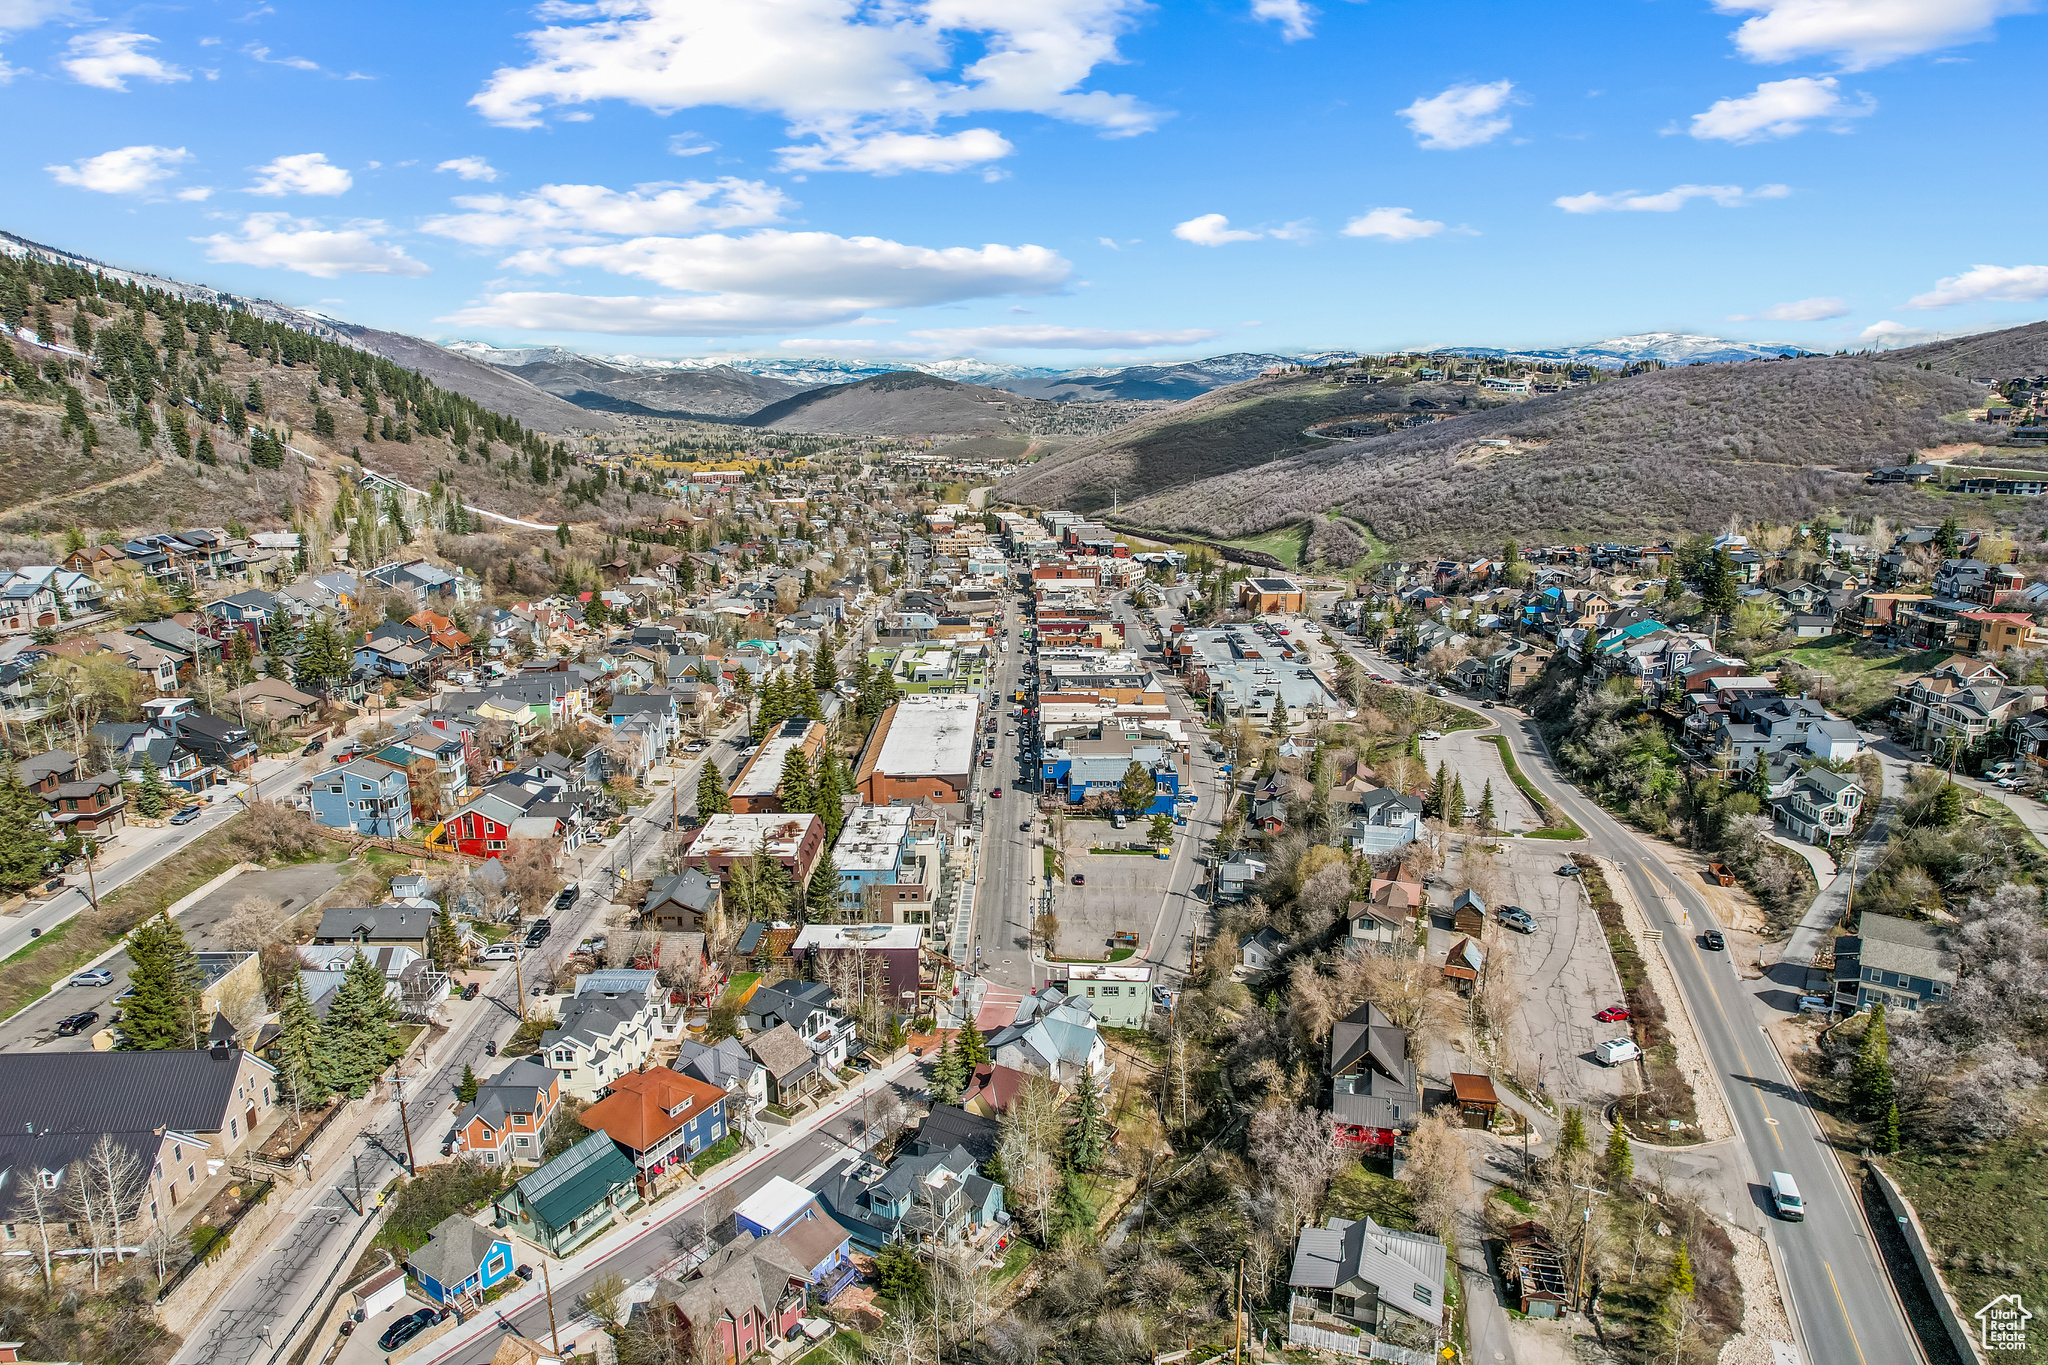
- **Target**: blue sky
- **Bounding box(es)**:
[6,0,2046,366]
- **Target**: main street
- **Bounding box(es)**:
[1333,633,1919,1365]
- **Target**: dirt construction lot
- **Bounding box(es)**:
[1443,837,1635,1109]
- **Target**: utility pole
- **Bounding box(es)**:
[1234,1259,1245,1365]
[541,1258,562,1353]
[394,1072,417,1174]
[1571,1183,1609,1310]
[513,942,527,1022]
[351,1154,364,1215]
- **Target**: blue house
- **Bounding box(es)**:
[732,1176,860,1302]
[812,1144,1004,1251]
[1047,745,1180,813]
[406,1214,513,1306]
[309,757,414,839]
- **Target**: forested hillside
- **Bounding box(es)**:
[0,247,642,532]
[1046,359,1992,553]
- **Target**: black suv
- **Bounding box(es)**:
[554,887,579,912]
[57,1010,98,1036]
[378,1310,439,1352]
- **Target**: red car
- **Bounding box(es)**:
[991,788,1003,798]
[1595,1005,1630,1023]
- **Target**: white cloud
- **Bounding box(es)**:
[1397,80,1516,150]
[1554,183,1791,213]
[1728,296,1850,321]
[1713,0,2033,71]
[62,31,188,90]
[176,186,213,201]
[247,152,353,197]
[0,0,88,29]
[1906,263,2048,309]
[1688,75,1875,142]
[668,133,717,156]
[470,0,1161,179]
[196,213,430,277]
[1173,213,1261,246]
[1859,320,1941,346]
[436,156,501,182]
[1341,207,1446,241]
[778,126,1013,173]
[1251,0,1316,41]
[46,144,191,195]
[421,178,791,249]
[907,324,1222,348]
[441,228,1072,336]
[245,43,317,70]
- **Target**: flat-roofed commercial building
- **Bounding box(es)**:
[854,694,980,806]
[683,813,826,888]
[729,718,828,813]
[1239,577,1305,614]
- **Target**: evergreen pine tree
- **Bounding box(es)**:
[430,906,463,972]
[957,1017,990,1067]
[1604,1116,1634,1182]
[1559,1105,1588,1158]
[697,762,731,816]
[804,853,838,921]
[1700,549,1738,618]
[779,748,815,814]
[273,974,329,1106]
[1850,1003,1895,1119]
[1664,557,1685,605]
[124,913,202,1050]
[812,750,846,843]
[321,950,399,1097]
[1426,762,1449,820]
[135,755,170,818]
[1447,775,1466,828]
[1933,780,1964,827]
[1478,779,1496,830]
[1878,1101,1901,1154]
[813,644,838,692]
[930,1035,968,1103]
[457,1064,480,1104]
[0,764,56,896]
[1067,1064,1106,1171]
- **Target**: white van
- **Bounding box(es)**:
[1596,1038,1642,1066]
[1769,1171,1804,1221]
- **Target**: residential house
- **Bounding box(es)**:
[660,1232,811,1365]
[308,757,414,839]
[491,1130,642,1257]
[45,770,125,837]
[1327,1002,1422,1157]
[730,1177,860,1302]
[1350,877,1423,953]
[407,1215,515,1307]
[1215,856,1266,903]
[742,979,856,1074]
[642,868,723,933]
[1774,769,1865,846]
[1832,913,1959,1015]
[1286,1216,1446,1354]
[540,970,667,1101]
[0,1047,278,1236]
[578,1064,728,1195]
[1238,927,1289,973]
[1343,788,1426,856]
[982,983,1107,1087]
[452,1058,562,1167]
[225,678,320,724]
[812,1144,1004,1251]
[744,1024,824,1108]
[1892,660,2044,756]
[312,903,439,955]
[672,1037,766,1124]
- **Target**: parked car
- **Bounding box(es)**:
[460,983,480,1001]
[484,1039,498,1057]
[69,969,113,987]
[1019,821,1032,832]
[1594,1005,1630,1023]
[1557,863,1582,878]
[1071,873,1086,886]
[1797,995,1833,1015]
[991,788,1003,798]
[169,806,203,826]
[480,943,522,961]
[554,887,579,912]
[57,1010,98,1036]
[1700,930,1727,951]
[378,1310,438,1352]
[1498,907,1537,934]
[300,738,325,756]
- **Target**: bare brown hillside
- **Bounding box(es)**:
[1874,320,2048,378]
[1089,359,2000,553]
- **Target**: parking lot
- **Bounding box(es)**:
[1054,826,1170,959]
[1441,838,1634,1109]
[1421,726,1539,833]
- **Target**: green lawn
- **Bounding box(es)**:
[1486,735,1584,839]
[691,1132,741,1175]
[1753,636,1951,722]
[1220,524,1309,568]
[719,972,762,1007]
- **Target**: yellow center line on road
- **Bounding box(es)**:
[1825,1261,1871,1365]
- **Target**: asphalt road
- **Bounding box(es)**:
[971,595,1043,991]
[1335,631,1919,1365]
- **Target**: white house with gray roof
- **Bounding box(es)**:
[1832,913,1959,1015]
[1287,1215,1446,1355]
[539,969,669,1099]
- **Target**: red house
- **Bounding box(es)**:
[667,1233,811,1364]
